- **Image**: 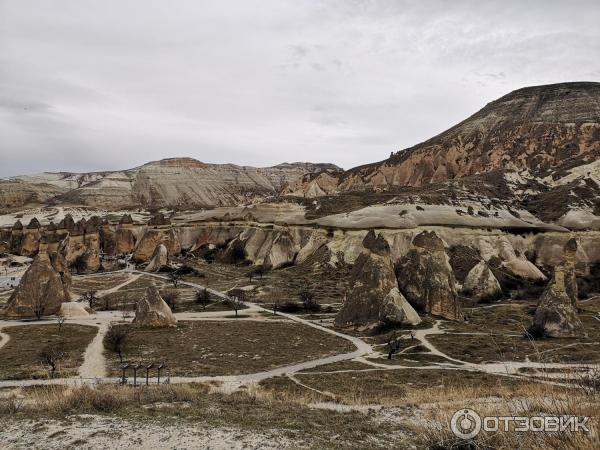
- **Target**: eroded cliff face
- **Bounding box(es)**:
[1,158,340,211]
[3,211,600,325]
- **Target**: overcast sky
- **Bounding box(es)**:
[1,0,599,176]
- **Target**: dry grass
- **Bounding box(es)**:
[0,384,400,449]
[429,330,600,364]
[261,368,541,406]
[105,321,354,377]
[178,257,350,307]
[260,366,600,449]
[70,273,131,294]
[0,324,98,380]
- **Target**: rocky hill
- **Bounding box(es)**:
[0,158,340,211]
[285,82,600,196]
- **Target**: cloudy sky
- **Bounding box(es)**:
[1,0,599,176]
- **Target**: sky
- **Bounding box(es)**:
[1,0,599,177]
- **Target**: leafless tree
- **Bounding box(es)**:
[31,294,49,320]
[80,289,99,310]
[386,332,403,360]
[161,289,180,311]
[298,288,319,311]
[228,296,245,317]
[39,343,66,378]
[57,315,66,332]
[104,325,130,363]
[168,272,180,287]
[195,288,211,310]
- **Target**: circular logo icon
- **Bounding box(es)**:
[451,408,482,439]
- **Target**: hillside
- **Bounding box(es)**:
[0,158,340,211]
[285,82,600,196]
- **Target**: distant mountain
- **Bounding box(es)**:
[285,82,600,197]
[0,158,341,211]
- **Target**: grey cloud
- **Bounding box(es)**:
[0,0,599,176]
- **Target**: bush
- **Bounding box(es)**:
[278,301,302,313]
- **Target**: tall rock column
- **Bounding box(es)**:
[397,231,463,321]
[529,238,584,338]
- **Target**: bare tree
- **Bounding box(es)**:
[247,266,265,283]
[386,332,403,360]
[31,294,49,320]
[161,289,180,311]
[298,288,319,311]
[227,296,245,317]
[168,272,180,287]
[39,343,65,378]
[195,288,211,310]
[57,315,66,333]
[104,325,130,363]
[80,290,99,310]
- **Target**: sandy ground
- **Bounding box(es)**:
[0,415,295,450]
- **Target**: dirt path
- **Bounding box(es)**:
[1,270,596,389]
[78,322,109,379]
[98,273,142,296]
[0,329,9,351]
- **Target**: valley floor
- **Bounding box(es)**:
[0,270,599,449]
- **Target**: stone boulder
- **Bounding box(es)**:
[4,252,71,318]
[463,261,502,302]
[335,231,421,327]
[145,243,168,272]
[59,302,90,318]
[397,231,462,321]
[133,286,177,327]
[379,287,422,325]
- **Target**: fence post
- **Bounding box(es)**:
[157,363,164,384]
[120,364,130,385]
[132,363,141,387]
[146,363,154,386]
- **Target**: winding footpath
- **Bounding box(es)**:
[0,270,597,389]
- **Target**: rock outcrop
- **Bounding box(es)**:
[4,252,71,318]
[397,231,462,321]
[133,286,177,327]
[379,287,422,326]
[145,243,168,272]
[133,229,180,262]
[335,231,421,327]
[463,261,503,302]
[529,238,584,337]
[263,231,296,269]
[59,302,90,318]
